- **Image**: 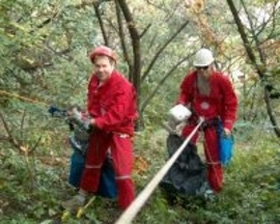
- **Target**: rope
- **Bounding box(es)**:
[115,117,204,224]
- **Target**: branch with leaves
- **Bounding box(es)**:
[226,0,280,137]
[93,1,109,46]
[0,111,42,155]
[141,52,195,114]
[141,20,189,82]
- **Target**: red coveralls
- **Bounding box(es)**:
[80,70,138,209]
[178,70,237,192]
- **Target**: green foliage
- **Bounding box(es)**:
[133,131,280,224]
[1,0,280,223]
[0,146,68,223]
[0,0,95,111]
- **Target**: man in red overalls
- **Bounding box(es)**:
[63,46,138,210]
[177,48,237,193]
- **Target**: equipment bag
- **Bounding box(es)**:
[69,150,118,198]
[217,121,234,166]
[160,134,209,196]
[48,106,117,197]
[69,150,85,187]
[97,156,118,198]
[68,133,118,198]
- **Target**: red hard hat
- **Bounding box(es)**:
[89,46,117,63]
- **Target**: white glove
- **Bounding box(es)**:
[72,107,82,121]
[82,117,92,130]
[70,108,91,131]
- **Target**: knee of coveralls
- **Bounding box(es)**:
[203,127,223,192]
[111,134,135,209]
[80,130,111,192]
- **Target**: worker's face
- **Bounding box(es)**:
[93,56,115,82]
[196,64,212,79]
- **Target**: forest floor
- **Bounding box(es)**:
[1,129,280,223]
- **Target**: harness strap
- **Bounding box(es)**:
[200,117,220,131]
[85,164,102,169]
[113,132,132,139]
[116,175,131,180]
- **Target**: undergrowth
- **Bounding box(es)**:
[0,128,280,224]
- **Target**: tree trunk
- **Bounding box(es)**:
[116,0,142,129]
[226,0,280,137]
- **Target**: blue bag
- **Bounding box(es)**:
[97,157,118,198]
[68,133,117,198]
[47,106,117,197]
[69,150,85,187]
[69,151,118,198]
[218,121,234,166]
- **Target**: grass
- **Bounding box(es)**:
[0,128,280,223]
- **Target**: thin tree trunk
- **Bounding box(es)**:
[115,0,133,81]
[226,0,280,137]
[93,2,109,46]
[117,0,141,90]
[117,0,141,129]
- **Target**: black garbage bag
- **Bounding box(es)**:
[160,134,209,197]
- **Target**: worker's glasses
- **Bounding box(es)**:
[195,66,209,70]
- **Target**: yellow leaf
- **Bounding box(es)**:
[22,56,35,65]
[61,210,70,222]
[76,207,84,218]
[20,145,29,153]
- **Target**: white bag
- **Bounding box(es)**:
[169,104,192,123]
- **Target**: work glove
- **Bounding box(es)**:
[69,108,92,131]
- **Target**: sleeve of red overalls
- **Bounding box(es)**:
[221,76,238,131]
[94,86,134,131]
[177,74,193,106]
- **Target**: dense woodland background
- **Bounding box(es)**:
[0,0,280,223]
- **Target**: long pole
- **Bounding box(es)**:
[115,117,204,224]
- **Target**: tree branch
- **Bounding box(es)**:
[140,52,195,114]
[226,0,280,137]
[93,1,109,46]
[20,109,26,139]
[141,20,189,82]
[264,88,280,137]
[226,0,263,77]
[240,0,266,65]
[140,23,151,39]
[0,112,21,151]
[29,136,43,155]
[263,1,279,41]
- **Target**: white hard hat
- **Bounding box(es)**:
[169,104,192,123]
[193,48,214,67]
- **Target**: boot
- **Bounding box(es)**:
[61,194,86,212]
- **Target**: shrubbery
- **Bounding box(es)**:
[1,126,279,223]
